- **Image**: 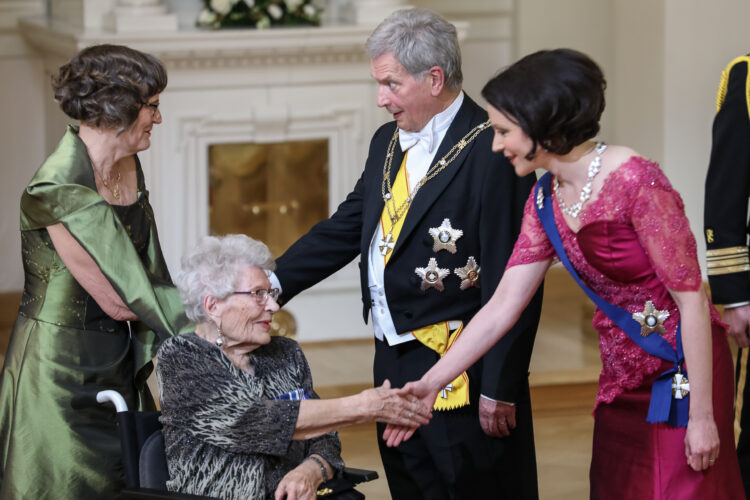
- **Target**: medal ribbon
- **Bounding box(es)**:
[380,153,409,266]
[412,322,470,410]
[534,172,688,427]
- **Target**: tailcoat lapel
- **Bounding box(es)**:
[362,126,404,253]
[390,98,483,259]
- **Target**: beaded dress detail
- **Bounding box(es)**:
[508,157,725,408]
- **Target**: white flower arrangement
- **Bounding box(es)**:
[197,0,322,29]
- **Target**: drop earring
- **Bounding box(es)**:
[215,323,224,347]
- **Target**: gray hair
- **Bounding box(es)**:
[365,7,463,90]
[175,234,276,324]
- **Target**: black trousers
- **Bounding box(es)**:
[736,348,750,499]
[373,338,538,500]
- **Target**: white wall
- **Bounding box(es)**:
[663,0,750,268]
[516,0,750,273]
[0,1,46,291]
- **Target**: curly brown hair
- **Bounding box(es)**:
[52,44,167,131]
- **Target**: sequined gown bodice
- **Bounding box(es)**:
[508,157,725,406]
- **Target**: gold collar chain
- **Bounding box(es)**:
[380,119,491,227]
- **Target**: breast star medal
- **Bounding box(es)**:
[428,218,463,253]
[632,300,669,337]
[454,256,480,290]
[415,258,450,291]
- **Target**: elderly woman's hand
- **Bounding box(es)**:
[358,379,432,427]
[274,457,325,500]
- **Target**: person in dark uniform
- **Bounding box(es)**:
[704,54,750,498]
[268,7,543,500]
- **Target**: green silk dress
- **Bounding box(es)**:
[0,125,190,499]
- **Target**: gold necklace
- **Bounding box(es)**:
[379,119,491,255]
[100,167,122,200]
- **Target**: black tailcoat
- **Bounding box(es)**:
[276,95,543,499]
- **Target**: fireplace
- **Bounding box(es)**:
[208,139,329,258]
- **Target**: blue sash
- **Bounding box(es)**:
[534,172,688,426]
[274,388,310,401]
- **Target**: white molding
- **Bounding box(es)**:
[19,17,373,64]
[0,0,44,58]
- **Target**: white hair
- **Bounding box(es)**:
[175,234,276,324]
[365,7,463,90]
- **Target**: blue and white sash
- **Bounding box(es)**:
[275,388,310,401]
[534,172,688,426]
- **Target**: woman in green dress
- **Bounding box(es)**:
[0,44,189,499]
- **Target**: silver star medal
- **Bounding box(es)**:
[455,257,480,290]
[632,300,670,337]
[415,257,450,291]
[428,218,463,254]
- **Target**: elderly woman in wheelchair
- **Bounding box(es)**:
[156,234,430,500]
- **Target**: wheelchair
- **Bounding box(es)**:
[72,390,377,499]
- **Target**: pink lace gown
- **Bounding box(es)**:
[508,157,744,499]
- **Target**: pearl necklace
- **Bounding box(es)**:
[553,142,607,218]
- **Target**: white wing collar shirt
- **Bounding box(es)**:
[368,91,464,345]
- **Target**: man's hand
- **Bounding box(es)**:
[479,398,516,437]
[723,304,750,348]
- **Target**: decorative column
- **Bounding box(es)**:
[105,0,177,32]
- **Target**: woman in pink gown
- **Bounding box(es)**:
[388,49,745,498]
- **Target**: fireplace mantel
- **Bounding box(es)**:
[20,16,384,341]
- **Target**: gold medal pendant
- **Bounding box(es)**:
[428,218,463,254]
[415,258,450,291]
[455,256,480,290]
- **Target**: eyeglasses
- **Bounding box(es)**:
[232,288,280,303]
[144,101,160,117]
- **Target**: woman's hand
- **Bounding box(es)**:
[684,416,720,471]
[358,379,432,427]
[274,459,323,500]
[382,380,438,447]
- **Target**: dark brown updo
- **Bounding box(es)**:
[52,44,167,131]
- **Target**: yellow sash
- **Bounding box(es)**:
[411,322,469,410]
[379,154,470,410]
[380,153,409,266]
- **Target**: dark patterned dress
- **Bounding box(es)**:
[157,334,344,500]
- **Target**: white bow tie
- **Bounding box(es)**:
[399,127,437,154]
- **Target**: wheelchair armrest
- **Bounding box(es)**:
[119,487,217,500]
[341,466,379,483]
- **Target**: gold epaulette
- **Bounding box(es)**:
[715,55,750,122]
[706,246,750,275]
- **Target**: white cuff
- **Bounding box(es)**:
[480,394,515,406]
